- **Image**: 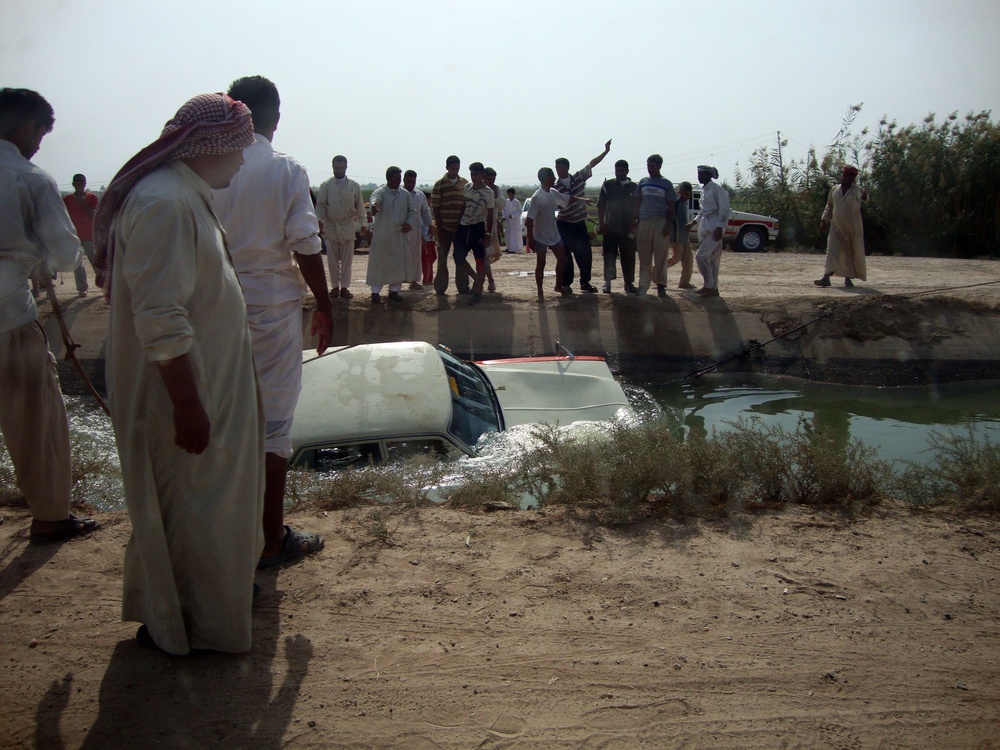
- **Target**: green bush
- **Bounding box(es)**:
[499,415,891,521]
[0,438,19,505]
[897,428,1000,510]
[786,417,893,516]
[445,462,521,510]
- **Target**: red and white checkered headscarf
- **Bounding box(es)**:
[93,93,254,298]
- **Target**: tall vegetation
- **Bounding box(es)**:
[732,105,1000,258]
[867,111,1000,257]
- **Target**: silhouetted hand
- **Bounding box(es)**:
[311,310,331,355]
[174,402,210,454]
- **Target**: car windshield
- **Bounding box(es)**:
[438,350,501,447]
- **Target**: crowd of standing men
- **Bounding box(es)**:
[314,139,743,303]
[1,78,869,656]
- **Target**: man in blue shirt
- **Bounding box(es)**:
[631,154,676,297]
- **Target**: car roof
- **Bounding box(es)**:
[293,342,454,450]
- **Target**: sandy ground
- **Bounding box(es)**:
[2,250,999,748]
[1,503,998,748]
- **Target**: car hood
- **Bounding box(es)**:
[478,357,632,427]
[732,209,777,222]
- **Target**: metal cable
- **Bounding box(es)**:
[680,278,1000,382]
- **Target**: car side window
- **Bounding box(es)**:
[385,439,453,463]
[299,443,382,472]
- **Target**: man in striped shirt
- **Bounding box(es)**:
[453,162,495,302]
[431,155,470,295]
[554,139,611,294]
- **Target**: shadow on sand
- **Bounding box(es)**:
[73,576,310,748]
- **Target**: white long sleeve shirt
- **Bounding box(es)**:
[0,140,82,331]
[212,135,322,308]
[696,180,731,234]
[316,175,366,243]
[408,188,433,241]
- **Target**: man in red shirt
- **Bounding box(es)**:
[63,173,98,297]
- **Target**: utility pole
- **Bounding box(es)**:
[776,131,785,189]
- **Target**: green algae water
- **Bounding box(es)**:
[630,376,1000,466]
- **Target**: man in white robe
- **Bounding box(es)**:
[402,169,432,290]
[366,166,416,303]
[315,155,367,299]
[693,164,730,298]
[815,165,867,288]
[96,93,263,655]
[212,76,329,569]
[502,188,523,253]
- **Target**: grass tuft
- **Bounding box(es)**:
[897,428,1000,510]
[1,427,120,512]
[355,506,404,545]
[0,439,19,506]
[501,414,892,521]
[287,454,446,511]
[69,440,120,512]
[445,462,520,510]
[785,417,894,516]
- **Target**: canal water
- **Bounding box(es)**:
[625,375,1000,466]
[11,378,999,513]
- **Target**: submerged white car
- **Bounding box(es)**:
[290,341,632,471]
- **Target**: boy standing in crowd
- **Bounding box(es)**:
[525,167,571,300]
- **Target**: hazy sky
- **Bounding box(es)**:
[5,0,999,191]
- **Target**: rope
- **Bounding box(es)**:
[898,279,1000,298]
[44,281,111,416]
[679,278,1000,383]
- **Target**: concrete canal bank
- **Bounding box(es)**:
[39,252,1000,391]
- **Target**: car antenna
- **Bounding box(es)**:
[555,341,575,359]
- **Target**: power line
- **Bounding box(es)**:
[65,130,813,191]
